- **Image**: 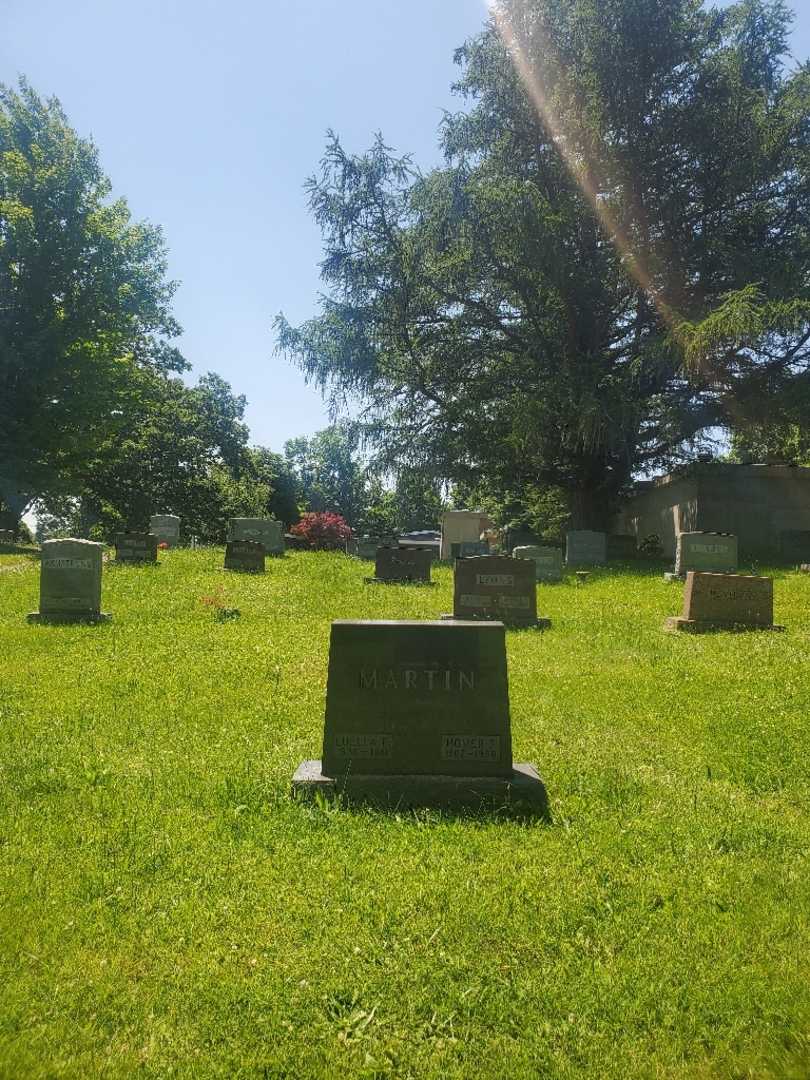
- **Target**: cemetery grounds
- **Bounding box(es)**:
[0,548,809,1079]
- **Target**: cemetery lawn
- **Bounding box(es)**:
[2,549,810,1080]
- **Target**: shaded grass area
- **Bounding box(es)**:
[1,549,809,1078]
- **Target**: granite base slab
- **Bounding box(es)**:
[292,760,548,812]
[27,612,112,625]
[439,613,551,630]
[664,616,784,633]
[363,577,437,586]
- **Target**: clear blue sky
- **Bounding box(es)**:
[3,1,809,454]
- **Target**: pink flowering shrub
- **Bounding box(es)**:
[290,511,352,550]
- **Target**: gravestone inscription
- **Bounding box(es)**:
[513,545,563,582]
[674,532,737,576]
[665,571,781,632]
[224,540,266,573]
[292,619,546,808]
[149,514,181,547]
[28,538,110,623]
[449,555,549,628]
[228,517,284,554]
[368,546,433,584]
[566,530,607,567]
[115,532,158,564]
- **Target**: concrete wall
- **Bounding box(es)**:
[614,475,699,557]
[616,465,810,557]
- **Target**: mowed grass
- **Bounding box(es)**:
[1,549,809,1079]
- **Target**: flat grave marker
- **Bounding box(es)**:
[665,571,782,632]
[224,539,266,573]
[292,619,547,809]
[28,538,110,623]
[115,532,158,564]
[566,530,607,567]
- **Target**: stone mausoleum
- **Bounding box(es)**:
[615,464,810,558]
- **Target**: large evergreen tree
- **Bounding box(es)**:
[277,0,810,527]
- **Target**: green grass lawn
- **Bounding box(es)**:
[1,549,809,1078]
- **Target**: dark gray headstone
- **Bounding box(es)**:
[453,555,538,626]
[115,532,158,564]
[674,532,737,575]
[293,620,547,809]
[224,540,266,573]
[373,547,432,583]
[454,541,489,559]
[665,572,780,632]
[29,538,109,622]
[565,530,607,567]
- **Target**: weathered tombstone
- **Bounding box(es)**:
[673,531,738,577]
[28,538,110,623]
[607,534,638,560]
[779,530,810,566]
[355,535,397,560]
[513,545,563,582]
[565,530,607,567]
[453,540,489,559]
[366,546,433,584]
[446,555,549,628]
[227,517,284,555]
[149,514,181,547]
[665,571,782,632]
[115,532,158,564]
[292,619,547,808]
[224,539,266,573]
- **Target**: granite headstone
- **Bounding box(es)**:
[665,571,781,632]
[674,532,738,576]
[512,545,563,582]
[228,517,284,555]
[292,619,546,808]
[224,539,266,573]
[28,538,109,623]
[115,532,158,564]
[149,514,181,547]
[450,555,548,628]
[370,546,433,584]
[565,530,607,567]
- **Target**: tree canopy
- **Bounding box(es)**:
[277,0,810,528]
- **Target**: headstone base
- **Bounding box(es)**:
[664,616,784,633]
[27,612,112,624]
[291,760,548,811]
[363,577,437,586]
[439,613,551,629]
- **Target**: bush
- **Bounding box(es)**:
[639,533,663,557]
[289,511,352,550]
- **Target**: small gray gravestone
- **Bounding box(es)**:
[292,620,547,809]
[453,540,489,558]
[779,530,810,565]
[673,532,738,577]
[513,545,563,582]
[366,547,433,584]
[354,535,396,560]
[665,571,782,632]
[149,514,181,547]
[28,538,110,623]
[227,517,284,555]
[565,530,607,567]
[446,555,549,628]
[115,532,158,564]
[224,539,266,573]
